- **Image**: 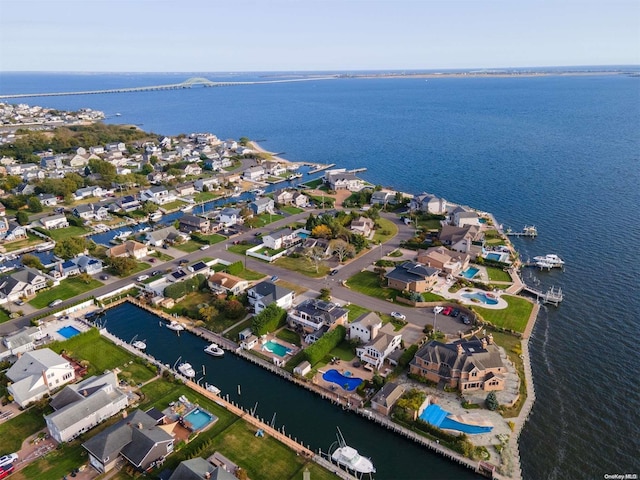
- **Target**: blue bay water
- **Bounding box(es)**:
[1,72,639,479]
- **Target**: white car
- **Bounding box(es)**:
[49,299,62,308]
[136,274,149,282]
[433,306,444,314]
[390,311,406,321]
[0,453,18,468]
[199,244,210,250]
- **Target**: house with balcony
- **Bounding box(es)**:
[247,280,294,314]
[355,323,402,370]
[384,261,440,293]
[0,217,27,242]
[349,312,383,343]
[416,246,470,276]
[243,166,265,181]
[371,190,395,206]
[7,348,75,408]
[262,228,302,250]
[350,216,375,237]
[45,371,128,443]
[439,224,485,258]
[73,203,110,222]
[287,299,348,340]
[449,205,481,228]
[324,169,365,191]
[410,193,447,215]
[143,226,188,247]
[219,207,242,227]
[274,190,294,205]
[194,177,219,192]
[249,197,274,215]
[179,214,210,234]
[41,214,69,230]
[410,335,506,392]
[83,409,174,474]
[110,195,141,213]
[208,272,250,296]
[0,266,54,303]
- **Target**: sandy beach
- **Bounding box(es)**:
[249,141,297,165]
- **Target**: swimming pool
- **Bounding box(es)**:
[462,292,498,305]
[485,252,509,263]
[183,408,216,431]
[461,267,479,279]
[419,404,493,434]
[322,369,363,391]
[263,340,291,357]
[57,325,81,339]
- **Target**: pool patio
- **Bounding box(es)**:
[250,334,300,366]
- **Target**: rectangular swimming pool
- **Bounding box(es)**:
[57,325,81,339]
[183,408,216,431]
[461,267,479,279]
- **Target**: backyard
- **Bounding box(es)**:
[35,225,91,241]
[346,270,397,301]
[485,266,512,282]
[2,232,43,252]
[273,255,330,278]
[29,276,103,308]
[371,217,399,244]
[471,295,534,333]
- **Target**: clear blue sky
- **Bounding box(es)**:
[1,0,638,72]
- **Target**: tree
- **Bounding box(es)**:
[305,213,318,231]
[311,224,332,239]
[319,288,331,301]
[27,196,43,213]
[21,254,44,270]
[141,201,159,214]
[252,303,287,336]
[199,305,219,323]
[331,239,355,262]
[16,210,30,225]
[303,246,325,273]
[140,163,154,175]
[224,299,246,320]
[239,136,250,146]
[485,392,499,411]
[54,237,89,259]
[78,272,93,284]
[108,256,138,276]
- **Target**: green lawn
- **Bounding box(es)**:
[151,251,174,261]
[195,233,226,245]
[108,260,150,278]
[29,276,103,308]
[281,206,304,215]
[471,295,534,333]
[234,267,266,281]
[224,318,253,341]
[345,303,371,321]
[421,291,445,302]
[273,255,330,278]
[0,407,47,452]
[346,271,396,300]
[228,243,256,255]
[372,217,399,244]
[274,279,308,296]
[0,308,11,324]
[194,191,221,203]
[485,266,512,282]
[174,240,205,252]
[13,441,86,480]
[160,199,188,211]
[329,339,356,361]
[255,213,285,227]
[276,328,301,346]
[38,225,91,241]
[302,178,323,188]
[3,232,43,252]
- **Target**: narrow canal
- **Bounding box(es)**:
[99,302,480,479]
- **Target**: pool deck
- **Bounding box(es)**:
[251,334,300,363]
[312,361,373,407]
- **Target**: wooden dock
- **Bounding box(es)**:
[522,284,564,305]
[308,163,335,174]
[505,225,538,237]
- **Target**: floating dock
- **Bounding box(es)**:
[522,284,564,306]
[308,163,335,174]
[505,225,538,237]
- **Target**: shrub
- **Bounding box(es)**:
[251,303,287,336]
[485,392,499,411]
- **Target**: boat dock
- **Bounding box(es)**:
[308,163,335,174]
[522,284,564,306]
[348,167,367,173]
[505,226,538,237]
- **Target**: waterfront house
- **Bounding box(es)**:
[208,272,250,296]
[410,193,447,215]
[45,371,128,443]
[54,254,103,277]
[324,169,365,191]
[370,382,405,416]
[274,189,294,205]
[7,349,75,408]
[41,214,69,230]
[350,216,375,237]
[410,335,506,392]
[262,228,301,250]
[73,203,110,221]
[83,409,174,473]
[179,214,210,234]
[355,323,402,371]
[1,325,44,359]
[264,161,287,176]
[143,226,188,247]
[112,195,141,213]
[140,186,175,205]
[175,183,196,196]
[249,197,274,215]
[384,261,440,293]
[247,280,294,314]
[0,266,54,303]
[439,224,485,258]
[169,458,236,480]
[107,240,148,260]
[0,217,27,242]
[287,298,348,337]
[219,207,242,227]
[416,246,470,276]
[194,177,219,192]
[370,190,395,206]
[243,166,265,181]
[349,312,383,343]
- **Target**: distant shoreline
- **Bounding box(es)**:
[341,70,631,80]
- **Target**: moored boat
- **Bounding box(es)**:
[204,343,224,357]
[330,428,375,474]
[132,340,147,350]
[533,254,564,268]
[177,362,196,378]
[205,383,221,395]
[166,321,185,331]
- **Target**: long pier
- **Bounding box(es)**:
[0,76,337,100]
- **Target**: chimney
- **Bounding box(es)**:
[456,343,463,356]
[487,333,494,345]
[137,422,143,430]
[204,473,211,480]
[481,338,488,349]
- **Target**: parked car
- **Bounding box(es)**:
[390,311,406,321]
[271,275,279,282]
[329,269,339,276]
[452,308,460,317]
[14,299,25,306]
[100,274,109,281]
[442,306,453,316]
[461,315,471,325]
[433,306,443,314]
[49,299,63,308]
[0,465,15,479]
[136,274,149,282]
[149,258,156,263]
[0,453,18,468]
[151,271,161,276]
[199,244,210,250]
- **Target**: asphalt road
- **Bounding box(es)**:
[0,209,467,337]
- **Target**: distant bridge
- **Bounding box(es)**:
[0,76,337,100]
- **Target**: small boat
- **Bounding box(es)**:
[204,343,224,357]
[132,340,147,350]
[533,254,564,268]
[181,204,194,212]
[149,211,163,221]
[330,428,375,474]
[250,188,265,195]
[166,321,185,331]
[287,173,303,181]
[205,383,221,395]
[177,362,196,378]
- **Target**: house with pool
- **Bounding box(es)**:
[385,261,440,293]
[416,246,470,277]
[410,335,506,393]
[355,323,402,371]
[439,224,485,259]
[287,298,348,342]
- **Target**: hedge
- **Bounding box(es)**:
[304,325,346,365]
[251,303,287,336]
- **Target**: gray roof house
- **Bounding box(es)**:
[385,261,440,293]
[246,280,295,314]
[287,299,348,336]
[370,382,405,416]
[83,409,174,473]
[45,371,128,443]
[169,458,236,480]
[0,266,54,303]
[249,197,274,215]
[143,226,188,247]
[1,325,44,359]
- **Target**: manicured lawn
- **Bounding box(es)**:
[0,308,11,324]
[255,213,284,227]
[224,318,253,341]
[329,339,356,361]
[194,191,221,203]
[228,243,256,255]
[29,276,103,308]
[372,217,399,244]
[195,233,226,245]
[3,232,43,252]
[174,240,205,252]
[485,266,512,282]
[275,279,308,296]
[165,291,212,315]
[273,255,330,278]
[0,407,47,452]
[471,295,534,333]
[281,206,304,215]
[302,178,323,188]
[345,303,371,321]
[13,442,86,480]
[488,330,527,417]
[39,225,91,241]
[306,194,334,208]
[160,199,189,211]
[151,251,174,261]
[346,271,396,300]
[421,291,445,302]
[276,328,301,346]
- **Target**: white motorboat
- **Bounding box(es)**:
[250,188,265,195]
[205,383,221,395]
[177,362,196,378]
[149,211,163,221]
[132,340,146,350]
[287,173,303,180]
[204,343,224,357]
[181,204,194,212]
[533,254,565,268]
[166,321,185,331]
[330,428,375,474]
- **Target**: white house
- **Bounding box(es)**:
[194,177,219,192]
[7,349,75,408]
[350,216,375,237]
[45,371,128,443]
[219,207,242,227]
[1,325,44,359]
[243,166,265,181]
[410,193,447,215]
[249,197,274,215]
[41,214,69,230]
[349,312,383,343]
[0,267,55,303]
[324,169,365,191]
[246,281,294,314]
[140,186,175,205]
[355,323,402,370]
[262,228,301,250]
[287,299,348,335]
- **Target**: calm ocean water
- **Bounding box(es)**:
[1,71,639,479]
